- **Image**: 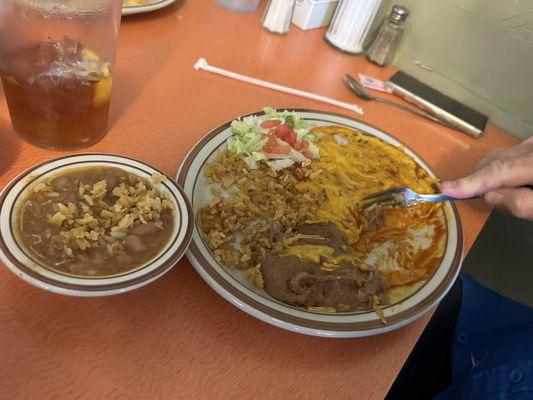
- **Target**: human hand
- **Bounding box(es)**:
[439,137,533,220]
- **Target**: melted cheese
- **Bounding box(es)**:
[296,126,446,286]
[283,244,335,263]
[282,243,358,266]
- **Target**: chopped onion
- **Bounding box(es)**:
[266,159,295,171]
[263,153,293,160]
[288,149,310,162]
[333,134,349,146]
[276,137,289,146]
[244,156,258,169]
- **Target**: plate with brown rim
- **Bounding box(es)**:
[177,109,463,338]
[122,0,176,16]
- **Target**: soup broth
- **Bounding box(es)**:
[16,167,174,278]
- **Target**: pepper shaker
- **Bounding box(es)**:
[366,5,410,66]
[324,0,383,54]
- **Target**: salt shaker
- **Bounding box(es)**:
[366,5,410,66]
[324,0,383,54]
[262,0,297,34]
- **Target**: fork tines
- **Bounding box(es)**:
[359,187,407,210]
[362,187,406,200]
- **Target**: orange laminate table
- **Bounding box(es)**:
[0,2,520,399]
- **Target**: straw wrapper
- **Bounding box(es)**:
[194,58,363,115]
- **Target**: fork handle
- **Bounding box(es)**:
[419,193,480,202]
[429,185,533,203]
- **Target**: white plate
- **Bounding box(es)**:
[177,109,463,338]
[0,153,193,297]
[122,0,176,16]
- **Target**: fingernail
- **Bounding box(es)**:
[485,191,503,205]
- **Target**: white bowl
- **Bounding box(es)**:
[0,153,193,297]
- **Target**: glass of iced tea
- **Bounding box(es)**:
[0,0,122,150]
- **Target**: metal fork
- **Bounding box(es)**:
[360,187,475,210]
[361,185,533,209]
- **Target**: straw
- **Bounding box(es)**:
[193,58,364,115]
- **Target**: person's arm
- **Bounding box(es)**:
[440,137,533,220]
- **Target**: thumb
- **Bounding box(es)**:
[484,187,533,221]
[439,177,479,198]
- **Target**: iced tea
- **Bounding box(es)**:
[1,37,113,149]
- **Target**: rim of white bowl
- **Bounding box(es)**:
[0,153,193,296]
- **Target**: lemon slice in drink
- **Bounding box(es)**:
[93,75,113,106]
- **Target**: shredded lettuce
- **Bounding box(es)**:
[227,116,264,156]
[252,151,266,161]
[294,128,308,141]
[306,141,320,158]
[227,108,320,171]
[262,107,308,130]
[263,107,278,119]
[303,133,316,142]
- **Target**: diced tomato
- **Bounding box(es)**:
[296,140,309,150]
[261,119,282,128]
[267,132,278,146]
[274,123,292,138]
[263,144,291,154]
[302,150,314,159]
[284,130,297,147]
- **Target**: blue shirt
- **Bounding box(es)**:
[436,274,533,400]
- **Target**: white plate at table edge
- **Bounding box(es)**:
[122,0,176,16]
[177,109,464,338]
